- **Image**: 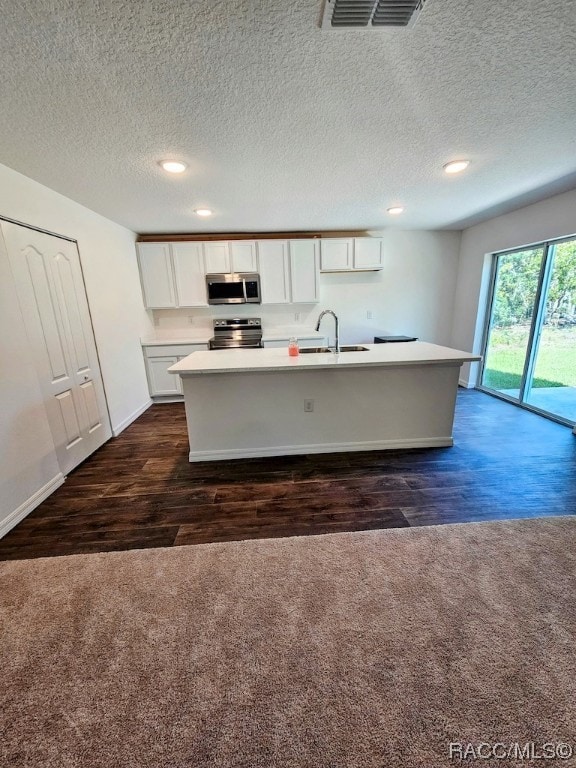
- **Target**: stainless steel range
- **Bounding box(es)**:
[208,317,263,350]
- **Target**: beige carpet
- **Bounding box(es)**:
[1,518,576,768]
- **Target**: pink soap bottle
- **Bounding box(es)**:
[288,336,299,356]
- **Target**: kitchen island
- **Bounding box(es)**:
[169,342,481,462]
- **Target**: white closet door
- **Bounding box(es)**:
[2,223,111,475]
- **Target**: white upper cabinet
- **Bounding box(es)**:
[320,239,353,271]
[138,237,321,309]
[289,240,320,303]
[229,241,258,272]
[172,243,208,307]
[319,238,383,272]
[203,242,230,273]
[137,243,176,308]
[203,240,258,273]
[258,240,291,304]
[138,242,207,308]
[259,239,320,304]
[353,238,383,270]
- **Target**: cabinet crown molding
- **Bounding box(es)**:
[137,232,324,243]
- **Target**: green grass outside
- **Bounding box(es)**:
[483,325,576,390]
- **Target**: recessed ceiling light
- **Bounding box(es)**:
[443,159,470,175]
[159,160,188,174]
[194,208,213,217]
[387,206,404,215]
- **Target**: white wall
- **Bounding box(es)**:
[452,188,576,387]
[0,163,153,433]
[325,230,461,345]
[152,231,462,347]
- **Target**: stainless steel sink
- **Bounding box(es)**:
[299,345,369,354]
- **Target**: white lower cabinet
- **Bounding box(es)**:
[143,344,208,399]
[147,356,182,396]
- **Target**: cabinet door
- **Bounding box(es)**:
[354,238,383,270]
[289,240,320,303]
[147,356,181,396]
[172,243,207,307]
[258,240,290,304]
[320,239,353,271]
[230,241,258,272]
[175,356,188,394]
[137,243,176,308]
[203,242,231,273]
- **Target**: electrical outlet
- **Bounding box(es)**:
[294,312,301,322]
[304,399,314,412]
[367,310,373,320]
[189,316,195,324]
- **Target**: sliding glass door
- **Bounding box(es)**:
[480,237,576,425]
[524,239,576,421]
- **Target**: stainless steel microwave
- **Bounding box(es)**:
[206,273,261,305]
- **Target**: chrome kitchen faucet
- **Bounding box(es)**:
[315,309,340,354]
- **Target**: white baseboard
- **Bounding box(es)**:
[189,437,454,462]
[0,473,64,539]
[112,399,152,436]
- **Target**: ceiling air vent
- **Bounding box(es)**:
[321,0,427,29]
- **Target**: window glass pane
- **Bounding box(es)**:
[525,239,576,421]
[481,248,545,397]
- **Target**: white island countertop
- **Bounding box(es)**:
[169,342,481,376]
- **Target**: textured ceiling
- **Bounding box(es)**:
[1,0,576,233]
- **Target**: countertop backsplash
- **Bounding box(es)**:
[150,305,321,336]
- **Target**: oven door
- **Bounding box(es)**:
[209,337,263,350]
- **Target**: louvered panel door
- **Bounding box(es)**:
[2,223,111,475]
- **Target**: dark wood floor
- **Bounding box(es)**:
[1,389,575,560]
